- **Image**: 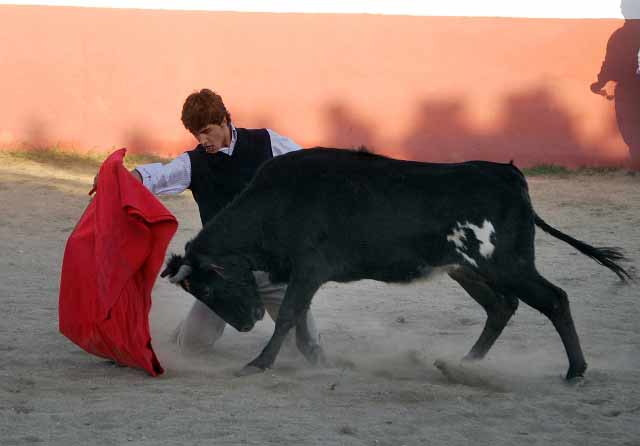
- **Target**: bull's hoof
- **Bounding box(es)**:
[234,365,266,377]
[565,375,585,386]
[303,345,329,367]
[565,362,587,383]
[565,371,586,386]
[461,353,483,363]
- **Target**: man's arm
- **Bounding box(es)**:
[266,129,302,156]
[134,153,191,194]
[92,168,140,193]
[93,153,191,195]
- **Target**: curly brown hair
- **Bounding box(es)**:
[181,89,231,134]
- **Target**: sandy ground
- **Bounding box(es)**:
[0,155,639,446]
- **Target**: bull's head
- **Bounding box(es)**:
[160,251,265,332]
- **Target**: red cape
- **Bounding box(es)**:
[59,149,178,376]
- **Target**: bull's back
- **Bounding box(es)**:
[248,149,533,273]
[252,148,528,217]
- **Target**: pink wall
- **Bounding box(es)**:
[0,5,638,168]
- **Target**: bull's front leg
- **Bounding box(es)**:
[235,273,323,376]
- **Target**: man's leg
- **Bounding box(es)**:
[171,299,226,353]
[171,271,320,354]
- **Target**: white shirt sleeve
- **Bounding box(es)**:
[134,152,191,195]
[267,129,302,156]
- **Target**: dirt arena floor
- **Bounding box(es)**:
[1,154,638,446]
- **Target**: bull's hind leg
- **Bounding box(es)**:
[510,272,587,381]
[449,269,518,361]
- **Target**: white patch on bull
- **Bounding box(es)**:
[446,219,496,267]
[468,220,496,258]
[458,252,479,267]
[446,227,467,249]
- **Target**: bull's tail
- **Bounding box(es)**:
[534,213,631,281]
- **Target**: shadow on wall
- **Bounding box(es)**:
[590,0,640,169]
[23,115,51,150]
[14,80,631,169]
[401,98,482,163]
[485,88,593,166]
[323,86,607,168]
[123,127,162,155]
[323,102,374,150]
[402,87,595,166]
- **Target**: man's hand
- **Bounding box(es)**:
[130,169,142,182]
[590,80,615,100]
[89,169,142,195]
[89,174,98,195]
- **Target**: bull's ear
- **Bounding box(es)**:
[194,253,226,278]
[160,254,185,278]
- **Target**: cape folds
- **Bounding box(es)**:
[59,148,178,376]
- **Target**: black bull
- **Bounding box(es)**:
[161,148,630,379]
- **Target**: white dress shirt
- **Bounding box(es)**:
[135,125,301,195]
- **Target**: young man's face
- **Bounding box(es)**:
[194,118,231,154]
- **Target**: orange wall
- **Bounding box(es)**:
[0,5,637,167]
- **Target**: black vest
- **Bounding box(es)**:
[188,128,273,225]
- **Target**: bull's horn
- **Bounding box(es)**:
[169,264,192,283]
[207,263,226,277]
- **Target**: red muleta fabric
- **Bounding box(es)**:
[59,148,178,376]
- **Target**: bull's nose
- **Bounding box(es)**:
[254,307,265,321]
[239,323,254,332]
